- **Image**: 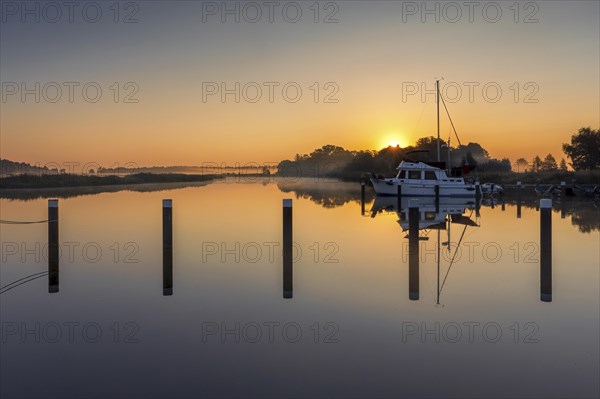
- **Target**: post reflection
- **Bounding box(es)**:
[163,200,173,296]
[360,179,366,216]
[540,199,552,302]
[283,199,293,299]
[48,199,59,293]
[408,200,420,301]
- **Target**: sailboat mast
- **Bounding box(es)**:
[447,136,451,174]
[436,79,440,162]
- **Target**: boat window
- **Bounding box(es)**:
[398,170,406,179]
[424,212,436,220]
[424,171,437,180]
[408,171,421,179]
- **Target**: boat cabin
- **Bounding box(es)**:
[395,162,464,183]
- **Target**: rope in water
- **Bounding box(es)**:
[0,272,49,294]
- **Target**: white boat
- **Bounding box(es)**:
[370,79,479,198]
[370,161,479,197]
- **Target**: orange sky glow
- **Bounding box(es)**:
[1,1,598,168]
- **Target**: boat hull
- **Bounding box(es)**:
[370,178,478,197]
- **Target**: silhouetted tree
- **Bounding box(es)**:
[559,158,568,171]
[479,157,511,172]
[411,136,447,161]
[541,154,558,171]
[531,155,542,172]
[499,157,512,172]
[0,159,50,176]
[562,127,600,170]
[345,150,377,173]
[453,142,490,165]
[514,158,529,173]
[415,136,447,150]
[277,137,496,179]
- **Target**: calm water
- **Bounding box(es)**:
[1,178,599,398]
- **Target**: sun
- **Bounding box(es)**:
[380,133,409,149]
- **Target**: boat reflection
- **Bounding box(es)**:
[371,197,479,304]
[370,196,478,231]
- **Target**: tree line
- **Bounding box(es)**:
[513,127,599,173]
[277,127,600,179]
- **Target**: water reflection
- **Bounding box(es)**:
[408,202,420,301]
[283,199,293,299]
[0,181,214,201]
[163,200,173,296]
[277,179,375,208]
[48,200,59,293]
[569,204,600,233]
[371,197,480,304]
[277,180,599,233]
[368,194,563,304]
[370,196,478,231]
[0,179,598,398]
[540,201,553,303]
